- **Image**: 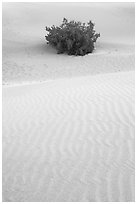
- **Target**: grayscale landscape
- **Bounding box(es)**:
[2,2,135,202]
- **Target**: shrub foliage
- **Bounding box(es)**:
[45,18,100,56]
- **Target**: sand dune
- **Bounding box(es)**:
[2,2,135,202]
[2,2,135,85]
[3,71,135,202]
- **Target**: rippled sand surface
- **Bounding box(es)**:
[2,2,135,202]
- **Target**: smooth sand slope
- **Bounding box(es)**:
[3,71,135,202]
[2,3,134,85]
[2,2,135,202]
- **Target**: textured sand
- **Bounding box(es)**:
[2,2,135,202]
[3,71,135,202]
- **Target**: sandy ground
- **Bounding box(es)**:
[2,2,134,85]
[2,2,135,202]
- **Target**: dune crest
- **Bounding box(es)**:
[2,3,135,202]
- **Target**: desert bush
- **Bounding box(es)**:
[45,18,100,56]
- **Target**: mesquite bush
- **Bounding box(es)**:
[45,18,100,56]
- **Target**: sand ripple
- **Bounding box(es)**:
[2,71,134,202]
